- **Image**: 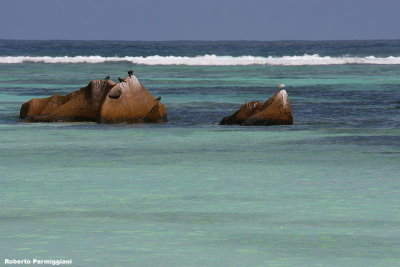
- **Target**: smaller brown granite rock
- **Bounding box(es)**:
[220,89,293,126]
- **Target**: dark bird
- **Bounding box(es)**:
[155,96,161,101]
[128,69,133,77]
[104,75,110,80]
[118,77,125,83]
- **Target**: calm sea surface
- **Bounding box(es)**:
[0,40,399,266]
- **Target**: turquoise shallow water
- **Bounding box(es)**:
[1,125,399,266]
[1,40,400,266]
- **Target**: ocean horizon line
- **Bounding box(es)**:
[1,38,400,43]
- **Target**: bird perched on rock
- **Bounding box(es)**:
[128,69,133,77]
[105,75,110,80]
[118,77,125,83]
[278,84,285,89]
[155,96,161,101]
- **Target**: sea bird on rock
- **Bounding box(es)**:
[278,84,285,89]
[118,77,125,83]
[155,96,161,101]
[128,69,133,77]
[104,75,110,80]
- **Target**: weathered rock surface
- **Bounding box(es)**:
[220,89,293,126]
[99,75,167,123]
[19,75,167,124]
[20,80,115,122]
[220,101,263,125]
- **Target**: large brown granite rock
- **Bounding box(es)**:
[20,80,116,122]
[99,75,167,123]
[220,101,263,125]
[220,89,293,126]
[19,75,167,124]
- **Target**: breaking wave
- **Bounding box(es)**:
[1,54,400,65]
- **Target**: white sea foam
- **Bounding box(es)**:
[1,54,400,65]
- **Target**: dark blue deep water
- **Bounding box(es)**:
[1,39,400,57]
